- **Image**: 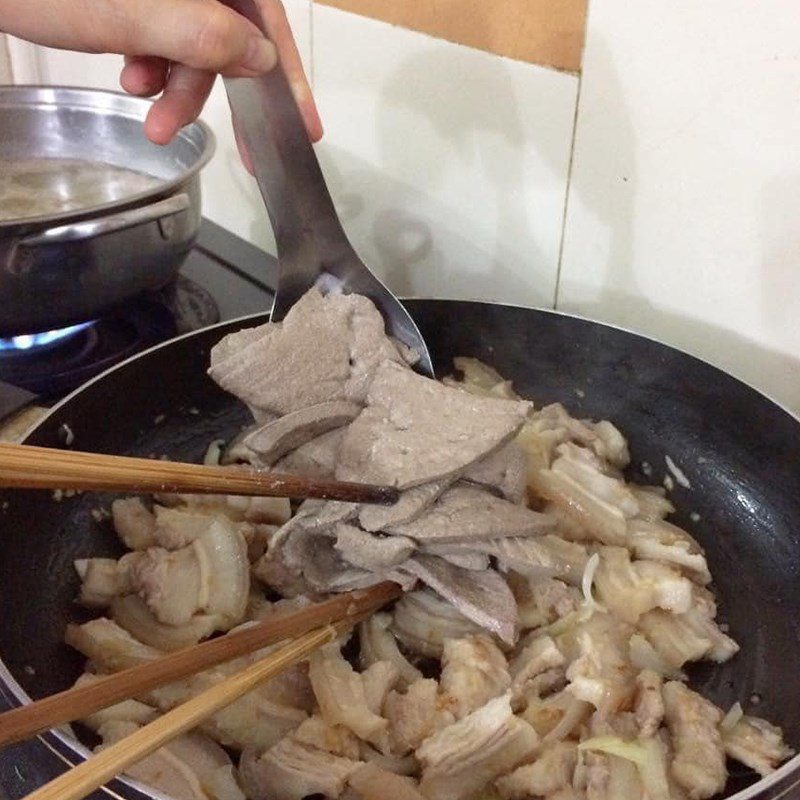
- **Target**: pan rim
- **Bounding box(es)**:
[0,298,798,800]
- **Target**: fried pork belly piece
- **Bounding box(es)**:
[337,360,531,489]
[558,613,636,714]
[416,694,539,800]
[384,678,455,754]
[309,642,389,746]
[362,660,401,715]
[508,574,582,629]
[634,669,665,738]
[400,556,518,645]
[663,681,726,799]
[463,441,528,504]
[593,546,693,624]
[627,519,710,584]
[65,617,164,671]
[359,478,453,533]
[239,731,362,800]
[637,589,739,670]
[111,497,156,549]
[495,741,578,799]
[72,673,158,731]
[392,589,483,658]
[509,634,566,694]
[722,714,794,777]
[630,485,675,521]
[244,400,361,464]
[359,612,423,688]
[73,555,137,608]
[292,715,361,759]
[209,287,407,417]
[348,762,426,800]
[96,722,245,800]
[440,635,511,719]
[386,485,553,543]
[520,687,591,742]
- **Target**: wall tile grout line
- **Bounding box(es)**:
[552,71,582,310]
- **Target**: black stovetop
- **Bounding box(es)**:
[0,220,276,418]
[0,220,276,800]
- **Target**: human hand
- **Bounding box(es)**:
[0,0,322,162]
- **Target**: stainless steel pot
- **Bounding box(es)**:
[0,86,215,335]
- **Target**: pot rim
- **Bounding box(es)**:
[1,300,799,800]
[0,85,216,230]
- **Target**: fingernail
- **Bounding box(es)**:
[242,36,277,73]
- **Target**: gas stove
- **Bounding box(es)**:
[0,220,276,420]
[0,220,276,800]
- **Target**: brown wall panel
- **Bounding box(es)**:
[314,0,588,73]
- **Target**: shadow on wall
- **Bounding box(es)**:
[316,10,575,307]
[559,39,800,414]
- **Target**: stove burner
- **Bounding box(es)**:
[0,276,219,398]
[0,322,95,356]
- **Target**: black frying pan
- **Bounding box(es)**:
[0,300,798,800]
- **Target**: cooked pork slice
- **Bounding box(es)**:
[663,681,726,799]
[357,743,419,776]
[209,288,407,417]
[558,614,636,714]
[292,715,361,759]
[348,762,426,800]
[111,594,223,651]
[337,361,531,489]
[634,669,664,737]
[416,694,540,800]
[593,546,693,624]
[272,427,345,479]
[309,642,389,746]
[509,634,566,693]
[359,613,423,688]
[252,546,311,598]
[152,506,221,549]
[440,635,511,718]
[362,661,401,715]
[111,497,157,549]
[400,556,518,645]
[475,535,588,584]
[244,401,361,464]
[65,618,163,672]
[239,732,362,800]
[359,478,454,532]
[74,555,138,608]
[495,741,578,799]
[722,714,794,777]
[240,522,278,563]
[392,589,484,658]
[384,678,455,754]
[463,441,527,504]
[509,574,582,629]
[387,485,553,543]
[423,548,491,571]
[637,591,739,669]
[334,524,416,571]
[155,492,291,527]
[627,519,711,584]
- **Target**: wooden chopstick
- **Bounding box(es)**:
[0,581,401,747]
[0,442,399,505]
[23,614,364,800]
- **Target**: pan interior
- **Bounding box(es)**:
[0,300,797,799]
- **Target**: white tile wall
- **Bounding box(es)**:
[312,5,578,306]
[558,0,800,413]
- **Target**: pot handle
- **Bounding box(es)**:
[18,193,191,247]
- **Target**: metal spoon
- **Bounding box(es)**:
[220,0,434,376]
